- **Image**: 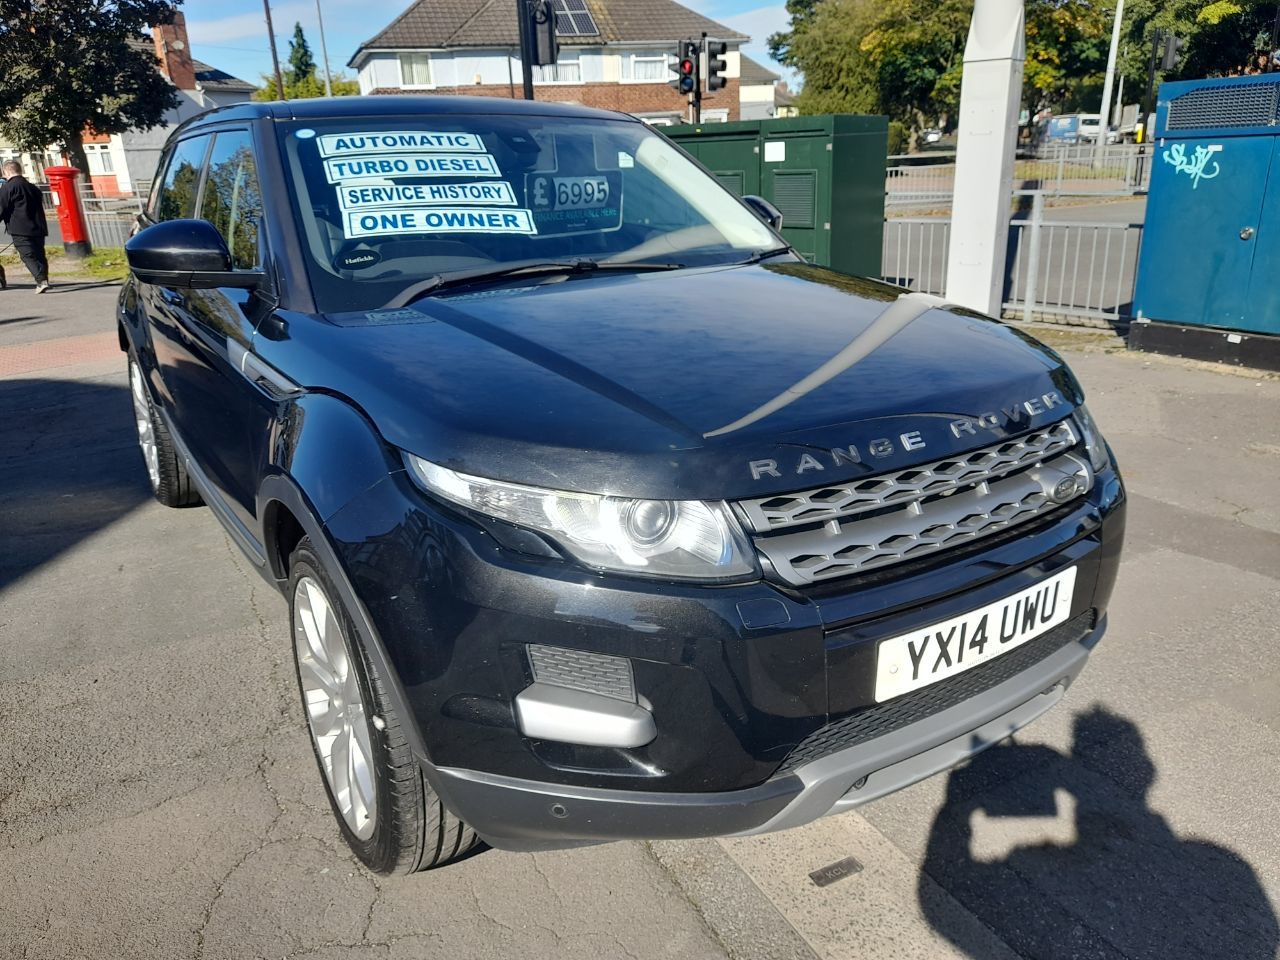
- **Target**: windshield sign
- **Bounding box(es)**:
[280,114,777,312]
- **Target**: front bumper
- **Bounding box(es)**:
[434,616,1101,850]
[322,463,1124,850]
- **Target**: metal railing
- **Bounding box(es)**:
[1005,194,1142,322]
[85,210,139,248]
[36,184,141,248]
[887,143,1153,208]
[885,155,956,208]
[881,193,1143,324]
[1019,143,1152,196]
[882,217,950,295]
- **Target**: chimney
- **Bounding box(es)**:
[153,11,197,90]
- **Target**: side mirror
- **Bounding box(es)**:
[742,195,784,232]
[125,219,263,290]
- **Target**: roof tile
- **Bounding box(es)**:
[355,0,747,57]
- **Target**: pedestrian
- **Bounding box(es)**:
[0,160,51,293]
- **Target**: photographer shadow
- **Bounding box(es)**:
[920,707,1278,959]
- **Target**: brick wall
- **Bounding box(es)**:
[371,80,741,121]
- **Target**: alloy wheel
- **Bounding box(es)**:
[294,575,378,840]
[129,361,160,490]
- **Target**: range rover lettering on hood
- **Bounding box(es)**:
[747,391,1066,481]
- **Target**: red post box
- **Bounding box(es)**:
[43,166,92,258]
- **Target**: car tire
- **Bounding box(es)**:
[128,355,201,508]
[288,538,481,873]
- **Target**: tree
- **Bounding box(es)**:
[288,22,317,83]
[771,0,1275,136]
[769,0,976,128]
[771,0,1110,127]
[0,0,181,177]
[252,72,360,101]
[1022,0,1109,116]
[769,0,1108,130]
[1116,0,1277,107]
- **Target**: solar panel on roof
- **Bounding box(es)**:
[553,0,598,36]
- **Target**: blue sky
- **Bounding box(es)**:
[180,0,796,91]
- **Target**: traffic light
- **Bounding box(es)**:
[1162,33,1185,71]
[674,40,699,94]
[705,39,728,92]
[527,0,559,67]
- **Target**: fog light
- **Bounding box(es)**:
[517,645,655,748]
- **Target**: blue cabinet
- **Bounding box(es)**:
[1134,77,1280,336]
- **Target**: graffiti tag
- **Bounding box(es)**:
[1162,142,1222,189]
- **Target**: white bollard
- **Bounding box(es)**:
[944,0,1025,318]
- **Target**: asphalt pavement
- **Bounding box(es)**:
[2,280,1279,960]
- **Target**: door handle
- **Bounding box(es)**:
[1240,226,1256,241]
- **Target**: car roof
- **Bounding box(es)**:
[173,95,635,136]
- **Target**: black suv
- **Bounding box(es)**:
[119,97,1125,874]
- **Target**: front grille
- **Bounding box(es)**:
[778,611,1095,773]
[737,419,1090,586]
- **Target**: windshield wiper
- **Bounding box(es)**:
[386,258,686,309]
[735,246,794,266]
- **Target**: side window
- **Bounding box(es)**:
[155,136,211,221]
[200,131,264,270]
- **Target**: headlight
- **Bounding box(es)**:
[404,455,759,581]
[1073,404,1111,472]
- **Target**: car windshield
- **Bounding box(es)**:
[277,113,780,313]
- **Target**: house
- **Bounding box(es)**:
[0,14,253,196]
[348,0,750,124]
[85,14,255,196]
[774,82,798,118]
[738,54,783,121]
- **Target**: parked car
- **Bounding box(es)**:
[1077,114,1120,145]
[922,128,943,145]
[119,97,1126,874]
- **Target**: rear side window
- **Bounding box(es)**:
[154,136,211,221]
[201,131,264,269]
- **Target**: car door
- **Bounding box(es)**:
[146,128,278,537]
[144,133,213,421]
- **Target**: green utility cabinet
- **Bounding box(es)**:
[666,115,887,277]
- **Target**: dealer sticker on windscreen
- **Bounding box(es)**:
[525,170,623,235]
[873,567,1077,703]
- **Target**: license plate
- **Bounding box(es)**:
[874,567,1077,703]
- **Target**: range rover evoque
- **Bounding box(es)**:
[118,97,1125,874]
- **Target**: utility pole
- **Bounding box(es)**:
[315,0,334,97]
[944,0,1025,316]
[1093,0,1123,167]
[263,0,286,100]
[516,0,535,99]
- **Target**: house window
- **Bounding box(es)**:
[533,55,581,83]
[86,144,114,174]
[399,53,433,87]
[701,109,730,123]
[626,51,670,82]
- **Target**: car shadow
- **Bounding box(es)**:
[0,376,153,592]
[919,706,1279,959]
